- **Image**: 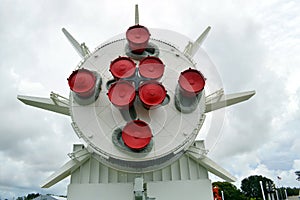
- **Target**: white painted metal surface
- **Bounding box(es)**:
[42,141,234,199]
[68,29,207,173]
[17,92,70,116]
[64,142,215,200]
[205,90,256,113]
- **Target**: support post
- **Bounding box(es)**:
[260,181,266,200]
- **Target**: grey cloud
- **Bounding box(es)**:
[1,0,300,199]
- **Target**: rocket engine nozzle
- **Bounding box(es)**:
[110,56,136,80]
[122,120,152,151]
[68,69,97,98]
[107,80,136,110]
[178,68,205,97]
[126,25,150,54]
[138,56,165,80]
[138,81,167,109]
[175,68,206,113]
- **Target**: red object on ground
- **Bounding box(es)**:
[122,120,152,150]
[178,68,205,97]
[68,69,96,98]
[126,25,150,54]
[108,81,136,109]
[139,56,165,80]
[110,57,136,79]
[138,81,166,109]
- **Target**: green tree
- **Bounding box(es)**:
[286,187,299,196]
[26,193,40,199]
[213,181,247,200]
[241,175,274,200]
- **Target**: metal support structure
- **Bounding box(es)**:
[134,178,145,200]
[221,190,224,200]
[135,4,139,25]
[41,141,225,199]
[275,190,279,200]
[260,181,267,200]
[205,89,224,103]
[284,189,288,200]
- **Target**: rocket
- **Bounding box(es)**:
[17,5,255,200]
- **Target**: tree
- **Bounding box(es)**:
[213,181,247,200]
[286,187,299,196]
[26,193,40,199]
[241,175,274,200]
[16,193,40,200]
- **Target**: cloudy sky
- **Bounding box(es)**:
[0,0,299,199]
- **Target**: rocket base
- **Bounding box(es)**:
[67,179,213,200]
[64,142,215,200]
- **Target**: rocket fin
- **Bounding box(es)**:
[187,143,236,182]
[17,92,70,116]
[188,152,237,182]
[184,26,211,57]
[205,90,255,113]
[62,28,90,58]
[41,148,90,188]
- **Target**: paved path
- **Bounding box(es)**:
[288,196,300,200]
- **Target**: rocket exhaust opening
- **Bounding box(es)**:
[126,25,150,54]
[138,56,165,80]
[68,69,101,105]
[175,68,206,113]
[121,120,152,151]
[178,68,205,97]
[110,56,136,80]
[138,81,167,110]
[107,80,137,121]
[68,69,96,98]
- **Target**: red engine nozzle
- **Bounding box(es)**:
[138,81,166,109]
[178,68,205,97]
[68,69,96,98]
[122,120,152,150]
[110,56,136,80]
[108,81,136,109]
[126,25,150,54]
[138,56,165,80]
